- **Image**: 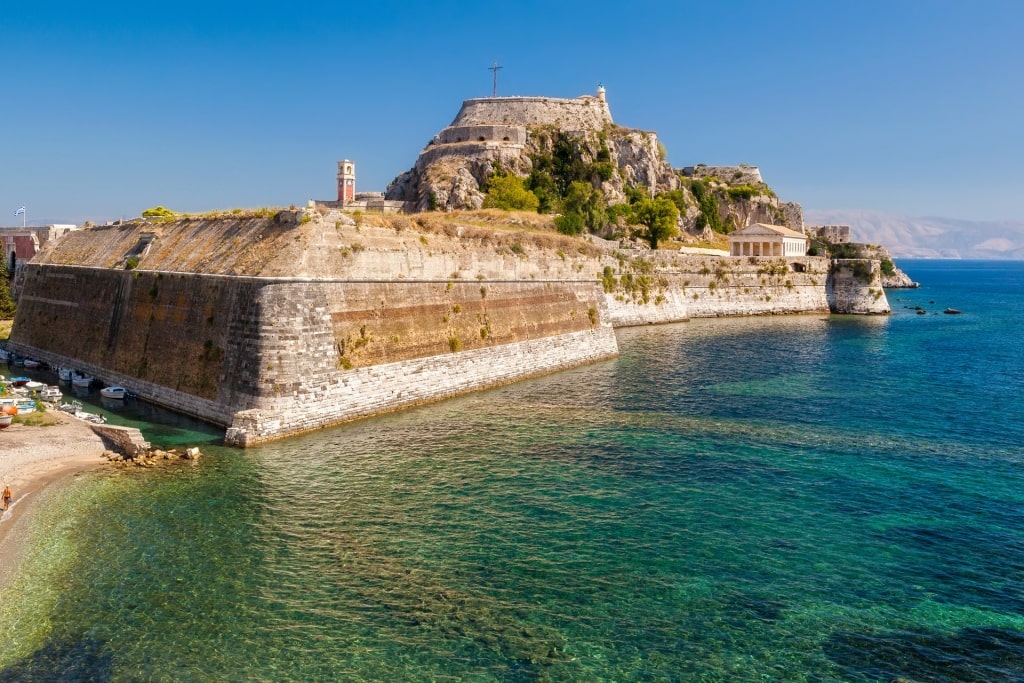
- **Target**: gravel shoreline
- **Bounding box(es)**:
[0,415,108,587]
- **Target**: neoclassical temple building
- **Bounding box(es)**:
[729,223,809,258]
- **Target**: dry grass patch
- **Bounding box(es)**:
[0,319,12,341]
[13,410,63,427]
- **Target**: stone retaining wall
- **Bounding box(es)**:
[226,326,618,446]
[90,424,150,457]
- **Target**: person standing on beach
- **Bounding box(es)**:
[2,484,11,510]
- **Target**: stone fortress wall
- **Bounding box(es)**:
[809,225,852,243]
[450,95,613,130]
[682,165,764,185]
[7,212,889,446]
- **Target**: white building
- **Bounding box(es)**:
[729,223,808,258]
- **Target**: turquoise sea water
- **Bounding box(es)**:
[2,259,1023,681]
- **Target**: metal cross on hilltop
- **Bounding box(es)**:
[489,61,503,97]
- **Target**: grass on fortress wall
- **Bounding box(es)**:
[348,210,605,258]
[348,209,731,254]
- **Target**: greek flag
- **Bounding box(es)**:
[14,206,25,216]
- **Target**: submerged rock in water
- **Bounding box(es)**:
[943,308,963,315]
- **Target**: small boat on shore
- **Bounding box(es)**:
[13,398,37,414]
[0,414,12,428]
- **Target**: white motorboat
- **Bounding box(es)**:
[23,359,42,369]
[100,386,130,400]
[71,373,94,388]
[57,367,73,382]
[41,386,63,401]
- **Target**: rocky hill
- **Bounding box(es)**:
[385,89,805,240]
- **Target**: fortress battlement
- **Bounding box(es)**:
[451,92,613,130]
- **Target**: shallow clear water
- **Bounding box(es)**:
[2,260,1023,681]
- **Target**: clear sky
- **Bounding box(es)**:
[3,0,1022,225]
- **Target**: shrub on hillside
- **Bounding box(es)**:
[482,175,540,212]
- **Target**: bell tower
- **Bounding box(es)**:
[337,160,355,204]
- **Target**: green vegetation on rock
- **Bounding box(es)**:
[141,205,178,218]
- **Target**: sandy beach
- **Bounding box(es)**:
[0,415,108,585]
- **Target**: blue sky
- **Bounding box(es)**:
[3,0,1022,225]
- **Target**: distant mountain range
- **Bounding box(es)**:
[804,210,1024,260]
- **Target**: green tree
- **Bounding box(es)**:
[631,197,679,249]
[525,164,559,213]
[554,212,586,235]
[482,175,540,212]
[0,258,15,318]
[662,189,687,214]
[561,181,608,232]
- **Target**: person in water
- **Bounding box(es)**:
[2,484,11,510]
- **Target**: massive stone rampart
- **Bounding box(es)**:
[9,214,887,445]
[9,214,622,444]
